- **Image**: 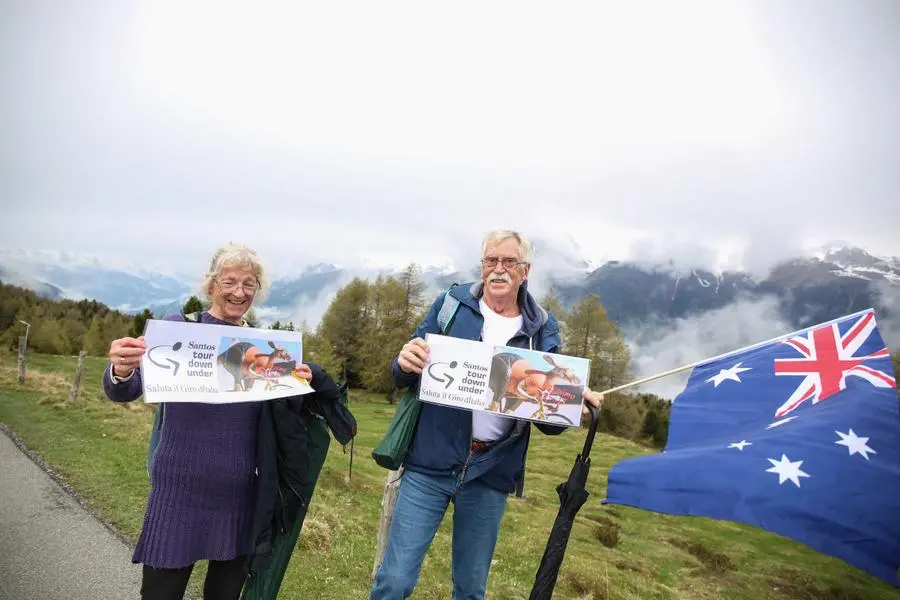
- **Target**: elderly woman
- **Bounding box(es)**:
[102,243,343,600]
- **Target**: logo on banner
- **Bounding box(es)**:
[147,341,184,376]
[427,361,458,389]
[146,340,217,378]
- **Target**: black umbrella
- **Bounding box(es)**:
[529,402,600,600]
[337,380,354,482]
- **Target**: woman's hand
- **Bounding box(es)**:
[109,336,146,378]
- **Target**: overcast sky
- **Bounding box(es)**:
[2,0,898,278]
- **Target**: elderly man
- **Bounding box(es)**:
[369,229,604,600]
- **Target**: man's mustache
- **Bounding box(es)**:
[488,272,512,283]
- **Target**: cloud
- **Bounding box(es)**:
[622,295,793,399]
[255,289,338,333]
[873,281,900,351]
[1,1,898,275]
[281,270,362,331]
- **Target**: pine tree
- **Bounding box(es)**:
[29,319,70,354]
[540,290,569,353]
[397,263,427,325]
[599,393,643,438]
[298,320,342,376]
[317,278,371,386]
[540,290,566,319]
[641,409,659,438]
[131,308,154,338]
[104,311,131,343]
[244,307,260,328]
[82,315,107,356]
[652,413,670,448]
[359,276,409,394]
[565,293,631,391]
[0,282,146,356]
[183,296,204,315]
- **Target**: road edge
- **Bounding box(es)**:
[0,421,142,552]
[0,420,203,600]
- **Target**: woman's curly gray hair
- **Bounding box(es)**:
[201,242,270,302]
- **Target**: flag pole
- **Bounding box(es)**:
[598,307,875,396]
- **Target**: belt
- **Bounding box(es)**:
[471,439,496,452]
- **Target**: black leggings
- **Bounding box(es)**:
[140,556,248,600]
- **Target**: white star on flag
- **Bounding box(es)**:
[706,362,752,387]
[835,429,876,460]
[765,454,810,487]
[728,440,752,451]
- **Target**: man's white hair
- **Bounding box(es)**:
[201,242,270,301]
[481,229,534,264]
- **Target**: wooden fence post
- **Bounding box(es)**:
[372,467,403,579]
[69,351,87,402]
[17,336,26,384]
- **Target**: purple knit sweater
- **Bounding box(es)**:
[102,311,261,569]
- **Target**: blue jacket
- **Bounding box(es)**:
[391,280,566,495]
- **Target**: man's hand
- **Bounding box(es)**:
[581,387,604,422]
[293,363,313,382]
[397,338,430,374]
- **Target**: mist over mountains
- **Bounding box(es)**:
[2,242,898,399]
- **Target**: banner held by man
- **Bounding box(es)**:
[419,333,591,427]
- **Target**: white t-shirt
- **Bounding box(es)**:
[472,298,523,442]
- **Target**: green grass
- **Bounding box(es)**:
[1,349,898,600]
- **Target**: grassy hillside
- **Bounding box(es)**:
[1,350,897,600]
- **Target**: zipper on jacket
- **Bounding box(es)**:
[456,331,483,487]
[276,486,288,533]
[286,479,306,508]
[457,447,474,489]
[457,417,475,488]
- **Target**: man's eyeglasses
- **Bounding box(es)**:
[481,257,527,269]
[215,279,259,294]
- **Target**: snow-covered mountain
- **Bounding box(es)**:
[0,249,195,314]
[550,244,899,328]
[2,243,898,344]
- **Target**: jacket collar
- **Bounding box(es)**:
[450,279,549,337]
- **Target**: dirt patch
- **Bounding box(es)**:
[667,538,733,573]
[296,518,332,553]
[614,560,645,574]
[584,513,617,528]
[559,570,610,600]
[5,368,71,396]
[594,520,620,548]
[767,568,868,600]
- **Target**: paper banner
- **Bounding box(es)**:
[141,319,314,403]
[420,333,591,427]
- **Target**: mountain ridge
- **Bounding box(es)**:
[2,243,898,343]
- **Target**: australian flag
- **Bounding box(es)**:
[603,308,900,586]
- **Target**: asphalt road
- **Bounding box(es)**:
[0,428,145,599]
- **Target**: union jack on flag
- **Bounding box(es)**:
[773,310,896,418]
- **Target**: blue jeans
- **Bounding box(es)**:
[369,469,509,600]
